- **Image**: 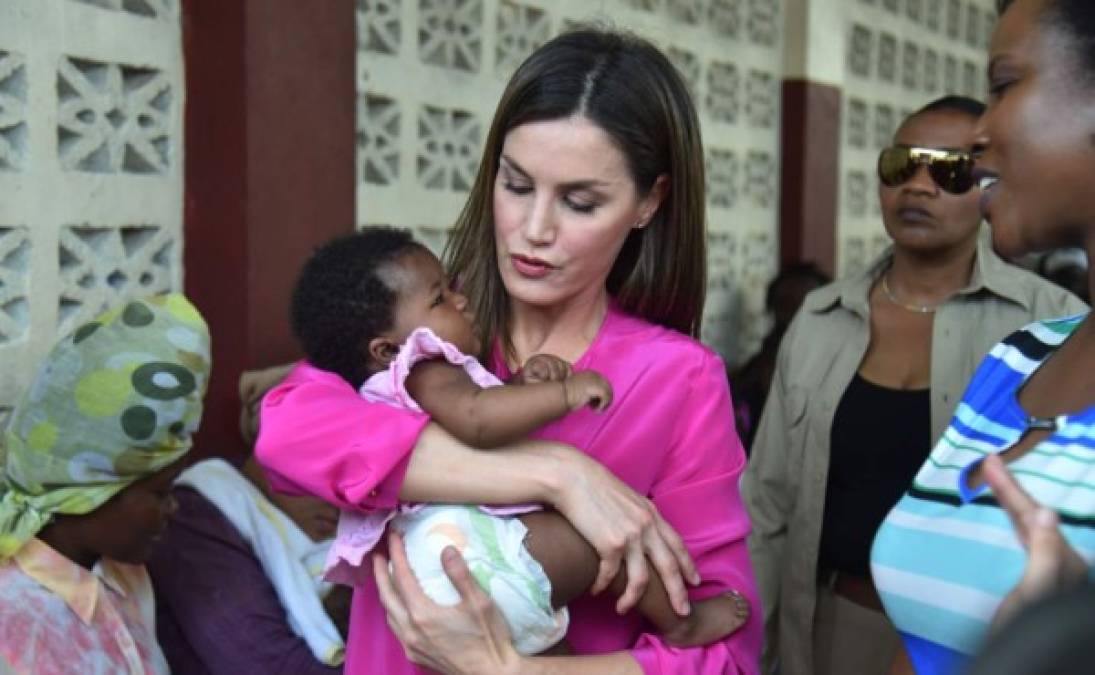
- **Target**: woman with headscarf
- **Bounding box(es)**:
[0,293,211,675]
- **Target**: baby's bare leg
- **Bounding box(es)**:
[518,511,599,608]
[518,511,743,647]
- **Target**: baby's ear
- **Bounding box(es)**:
[366,336,400,369]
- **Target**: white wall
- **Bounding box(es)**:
[0,0,184,425]
[0,0,1002,422]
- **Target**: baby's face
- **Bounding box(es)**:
[383,247,481,355]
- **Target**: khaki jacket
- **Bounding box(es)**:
[741,232,1088,675]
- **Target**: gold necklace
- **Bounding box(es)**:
[881,273,940,314]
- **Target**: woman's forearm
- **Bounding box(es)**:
[397,423,571,507]
[514,652,641,675]
[402,422,701,623]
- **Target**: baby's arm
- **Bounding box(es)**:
[405,360,612,449]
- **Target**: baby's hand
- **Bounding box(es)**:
[520,354,573,384]
[563,371,614,412]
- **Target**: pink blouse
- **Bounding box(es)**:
[257,305,761,674]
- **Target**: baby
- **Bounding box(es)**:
[291,227,743,654]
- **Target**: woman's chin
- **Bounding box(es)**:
[889,232,950,257]
[510,294,564,310]
[501,277,564,308]
[108,544,156,566]
[987,223,1029,261]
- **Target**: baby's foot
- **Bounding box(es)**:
[661,591,750,647]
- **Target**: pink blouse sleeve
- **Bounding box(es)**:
[254,362,430,510]
[630,350,762,675]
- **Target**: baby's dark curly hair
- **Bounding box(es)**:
[291,227,425,388]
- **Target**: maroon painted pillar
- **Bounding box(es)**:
[779,79,840,276]
[182,0,356,459]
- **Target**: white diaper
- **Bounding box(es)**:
[391,504,569,654]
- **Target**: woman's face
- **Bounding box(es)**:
[82,461,184,565]
[975,0,1095,258]
[492,116,664,311]
[879,110,984,255]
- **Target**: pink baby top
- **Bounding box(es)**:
[257,304,762,674]
[324,327,535,586]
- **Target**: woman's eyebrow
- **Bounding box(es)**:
[561,179,611,192]
[499,155,530,178]
[500,154,612,190]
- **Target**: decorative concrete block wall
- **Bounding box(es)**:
[0,0,1000,421]
[356,0,786,364]
[0,0,183,425]
[837,0,994,275]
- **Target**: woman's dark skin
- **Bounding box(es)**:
[862,109,987,391]
[38,462,185,570]
[971,0,1093,623]
[889,1,1094,671]
[968,0,1095,485]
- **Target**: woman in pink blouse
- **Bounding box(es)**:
[257,28,761,674]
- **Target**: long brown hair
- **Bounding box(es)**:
[444,28,708,358]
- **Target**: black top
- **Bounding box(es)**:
[818,373,932,577]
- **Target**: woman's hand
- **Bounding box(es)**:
[398,431,699,617]
[983,454,1088,629]
[550,450,700,616]
[373,532,524,675]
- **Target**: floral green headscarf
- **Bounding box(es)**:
[0,294,211,559]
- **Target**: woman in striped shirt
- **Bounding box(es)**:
[871,1,1095,673]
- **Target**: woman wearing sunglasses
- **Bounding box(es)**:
[743,95,1085,675]
[872,1,1095,673]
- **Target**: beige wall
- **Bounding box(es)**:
[0,0,1004,422]
[0,0,184,425]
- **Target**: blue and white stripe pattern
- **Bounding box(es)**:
[871,314,1095,675]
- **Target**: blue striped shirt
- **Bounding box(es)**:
[871,314,1095,675]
